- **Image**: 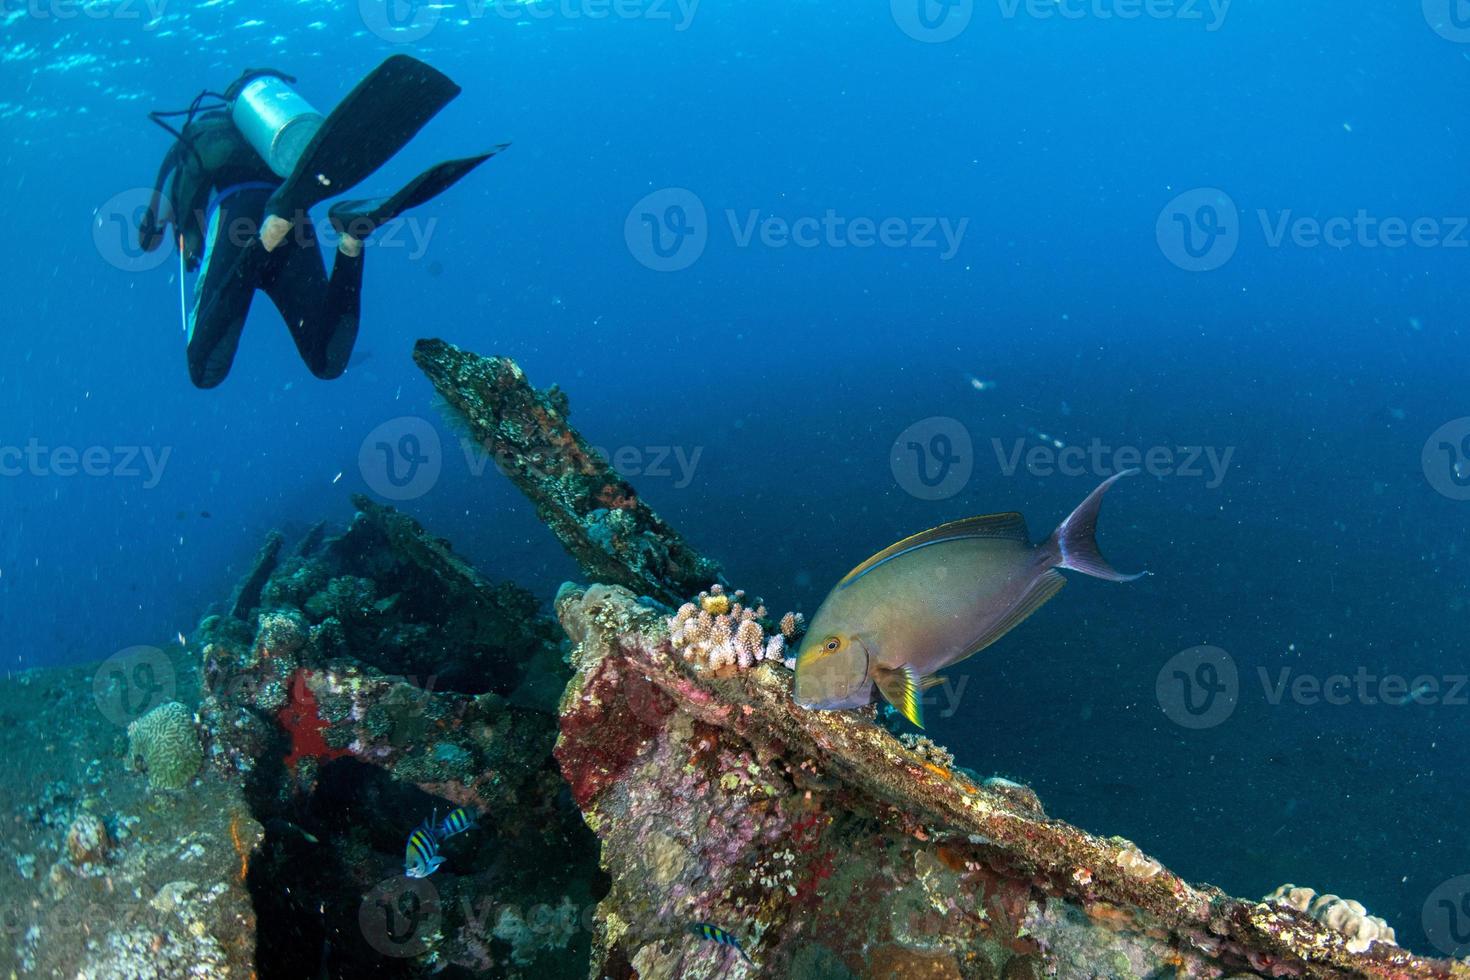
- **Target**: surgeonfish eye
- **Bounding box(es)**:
[823,636,842,653]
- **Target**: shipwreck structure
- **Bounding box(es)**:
[2,339,1463,979]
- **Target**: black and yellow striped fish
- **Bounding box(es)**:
[436,806,478,840]
[688,922,752,963]
[404,816,445,879]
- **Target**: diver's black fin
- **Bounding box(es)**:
[266,55,462,223]
[328,147,506,239]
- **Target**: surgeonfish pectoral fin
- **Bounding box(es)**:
[1046,469,1146,582]
[875,665,925,728]
[920,675,947,691]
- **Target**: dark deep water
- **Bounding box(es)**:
[4,0,1470,957]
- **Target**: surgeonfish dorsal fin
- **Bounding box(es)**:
[874,664,925,728]
[838,512,1030,589]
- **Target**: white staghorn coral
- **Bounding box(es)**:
[669,585,795,672]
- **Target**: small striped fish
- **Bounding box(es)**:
[436,807,478,840]
[404,815,445,879]
[688,922,752,963]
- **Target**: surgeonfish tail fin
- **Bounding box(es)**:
[1046,469,1147,582]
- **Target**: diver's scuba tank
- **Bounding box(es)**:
[228,72,323,179]
[139,68,320,255]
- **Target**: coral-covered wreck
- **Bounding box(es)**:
[2,338,1465,979]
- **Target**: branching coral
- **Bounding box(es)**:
[669,585,793,670]
[899,734,956,770]
[126,701,203,791]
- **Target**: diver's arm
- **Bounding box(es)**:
[138,144,180,252]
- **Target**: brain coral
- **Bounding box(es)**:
[127,701,203,790]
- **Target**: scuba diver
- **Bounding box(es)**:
[138,55,504,389]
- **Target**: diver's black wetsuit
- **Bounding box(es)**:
[141,57,501,391]
[155,111,364,389]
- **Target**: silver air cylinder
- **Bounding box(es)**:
[231,76,324,179]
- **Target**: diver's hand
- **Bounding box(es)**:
[261,215,292,252]
[138,215,164,253]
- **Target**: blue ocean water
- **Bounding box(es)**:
[3,0,1469,957]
